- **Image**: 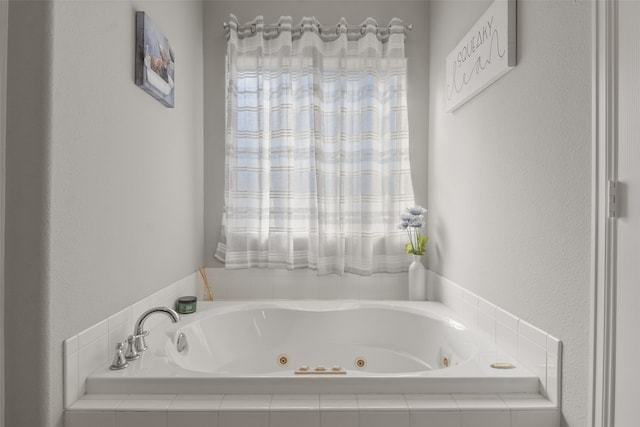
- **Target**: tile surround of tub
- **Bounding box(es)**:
[63,267,561,427]
[205,267,409,300]
[63,273,199,409]
[65,393,560,427]
[426,270,563,407]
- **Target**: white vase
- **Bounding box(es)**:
[408,254,426,301]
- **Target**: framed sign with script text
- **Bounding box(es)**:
[445,0,516,112]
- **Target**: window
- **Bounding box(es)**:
[216,15,416,275]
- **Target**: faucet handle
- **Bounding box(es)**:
[133,331,149,353]
[134,330,150,339]
[109,342,129,370]
[124,335,140,361]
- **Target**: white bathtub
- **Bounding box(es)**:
[87,300,539,395]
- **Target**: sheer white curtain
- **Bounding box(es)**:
[215,15,416,275]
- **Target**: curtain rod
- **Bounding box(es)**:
[223,22,413,36]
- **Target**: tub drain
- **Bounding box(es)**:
[278,354,289,366]
[354,357,367,368]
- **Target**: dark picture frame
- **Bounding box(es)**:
[135,11,175,108]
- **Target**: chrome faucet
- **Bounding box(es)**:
[132,307,180,353]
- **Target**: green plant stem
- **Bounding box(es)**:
[406,229,420,255]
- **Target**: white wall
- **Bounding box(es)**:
[203,1,430,266]
[427,1,591,426]
[5,1,204,426]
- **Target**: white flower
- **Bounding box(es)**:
[407,206,427,216]
[400,205,428,255]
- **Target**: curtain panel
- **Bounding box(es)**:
[216,15,416,275]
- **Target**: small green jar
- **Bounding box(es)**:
[175,296,197,314]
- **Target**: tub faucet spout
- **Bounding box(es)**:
[133,307,180,353]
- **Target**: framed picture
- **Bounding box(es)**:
[135,11,175,108]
